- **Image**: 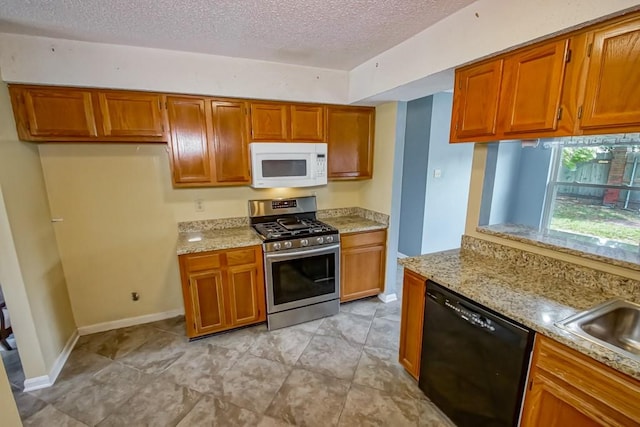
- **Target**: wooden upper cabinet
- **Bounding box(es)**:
[209,100,251,184]
[290,105,325,141]
[579,15,640,131]
[521,335,640,427]
[8,85,168,142]
[250,103,288,141]
[97,91,165,140]
[167,96,212,185]
[250,102,325,142]
[451,60,503,141]
[500,40,570,134]
[326,106,375,179]
[15,86,98,139]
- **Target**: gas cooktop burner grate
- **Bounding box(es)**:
[253,218,336,241]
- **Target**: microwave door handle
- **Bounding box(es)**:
[265,244,340,259]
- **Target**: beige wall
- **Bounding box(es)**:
[0,83,76,377]
[0,360,21,427]
[38,143,365,327]
[465,144,640,281]
[360,103,398,215]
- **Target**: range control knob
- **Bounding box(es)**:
[300,239,309,247]
[273,242,282,251]
[326,235,334,243]
[284,241,292,249]
[316,237,324,244]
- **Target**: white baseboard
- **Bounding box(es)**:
[377,293,398,303]
[49,329,79,385]
[77,308,185,336]
[23,329,79,392]
[23,375,50,392]
[397,252,408,259]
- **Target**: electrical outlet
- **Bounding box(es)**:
[131,292,140,301]
[195,199,204,212]
[433,169,442,179]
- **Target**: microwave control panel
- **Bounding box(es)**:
[316,154,326,177]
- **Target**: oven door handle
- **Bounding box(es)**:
[265,243,340,259]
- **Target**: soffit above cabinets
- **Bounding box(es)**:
[0,0,475,70]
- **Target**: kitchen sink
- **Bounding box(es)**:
[556,299,640,362]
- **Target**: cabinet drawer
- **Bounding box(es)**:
[341,230,386,249]
[226,248,257,266]
[184,253,221,271]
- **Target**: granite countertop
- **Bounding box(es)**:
[478,224,640,272]
[322,215,387,234]
[177,227,262,255]
[177,214,388,255]
[400,249,640,381]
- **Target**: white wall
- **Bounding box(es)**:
[349,0,640,102]
[0,33,349,104]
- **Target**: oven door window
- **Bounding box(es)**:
[261,159,307,178]
[271,253,335,305]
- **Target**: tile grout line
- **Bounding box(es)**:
[335,306,377,426]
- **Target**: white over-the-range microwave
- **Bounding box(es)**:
[250,143,328,188]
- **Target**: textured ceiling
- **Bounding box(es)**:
[0,0,475,70]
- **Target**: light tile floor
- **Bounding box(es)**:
[8,269,455,426]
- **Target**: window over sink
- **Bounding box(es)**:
[478,133,640,268]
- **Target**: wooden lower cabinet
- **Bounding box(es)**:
[226,264,263,327]
[398,269,426,380]
[521,335,640,427]
[189,269,226,335]
[340,229,386,302]
[179,246,266,338]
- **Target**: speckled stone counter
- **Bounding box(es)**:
[400,245,640,380]
[322,216,387,234]
[176,207,388,255]
[177,227,262,255]
[478,223,640,272]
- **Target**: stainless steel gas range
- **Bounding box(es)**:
[249,196,340,330]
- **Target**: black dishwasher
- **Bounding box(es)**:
[418,280,534,427]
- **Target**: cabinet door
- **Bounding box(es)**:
[189,269,226,335]
[399,270,426,380]
[580,16,640,130]
[326,107,375,179]
[21,87,98,138]
[290,105,325,141]
[340,230,386,302]
[226,264,266,327]
[521,336,640,427]
[210,100,251,184]
[167,96,212,185]
[98,91,165,140]
[501,40,569,134]
[451,60,503,141]
[522,371,602,427]
[250,103,288,141]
